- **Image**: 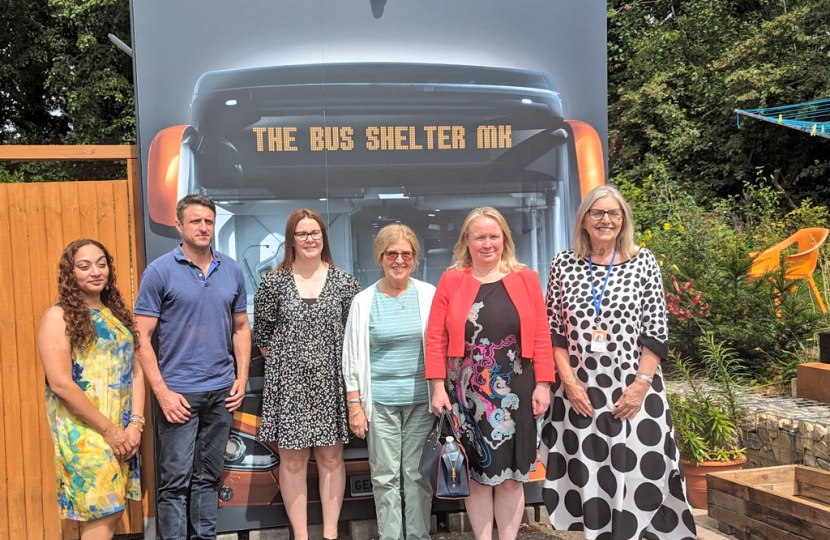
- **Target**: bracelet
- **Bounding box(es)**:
[635,372,654,384]
[347,398,361,404]
[129,421,144,433]
[129,413,146,425]
[349,410,363,419]
[562,378,577,387]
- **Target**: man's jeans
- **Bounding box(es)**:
[155,386,232,540]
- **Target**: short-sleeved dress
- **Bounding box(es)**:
[447,281,538,486]
[253,265,361,449]
[45,307,140,521]
[541,249,696,540]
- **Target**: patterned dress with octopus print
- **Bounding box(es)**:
[446,280,538,486]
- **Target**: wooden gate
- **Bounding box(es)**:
[0,146,151,540]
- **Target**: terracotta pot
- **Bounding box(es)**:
[680,458,747,510]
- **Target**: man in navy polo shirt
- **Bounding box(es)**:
[135,194,251,540]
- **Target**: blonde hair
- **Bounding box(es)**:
[572,185,638,260]
[449,207,525,272]
[373,224,420,270]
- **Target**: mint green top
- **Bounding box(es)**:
[369,285,428,405]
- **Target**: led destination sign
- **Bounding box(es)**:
[252,124,513,153]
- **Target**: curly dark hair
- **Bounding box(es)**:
[57,239,139,351]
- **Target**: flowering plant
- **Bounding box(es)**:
[665,275,710,321]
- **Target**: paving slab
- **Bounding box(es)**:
[542,508,736,539]
[209,505,738,540]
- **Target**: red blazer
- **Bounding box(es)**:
[425,267,555,382]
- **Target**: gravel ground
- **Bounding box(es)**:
[432,522,581,540]
[431,509,735,540]
[149,508,736,540]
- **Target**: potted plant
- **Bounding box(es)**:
[667,333,748,509]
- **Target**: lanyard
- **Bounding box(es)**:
[588,249,616,323]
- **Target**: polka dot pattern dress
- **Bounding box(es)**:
[540,249,696,540]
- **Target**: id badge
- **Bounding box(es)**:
[590,330,608,352]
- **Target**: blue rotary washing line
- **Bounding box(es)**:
[735,97,830,139]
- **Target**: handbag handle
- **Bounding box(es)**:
[429,410,460,449]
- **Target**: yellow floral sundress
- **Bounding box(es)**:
[45,307,141,520]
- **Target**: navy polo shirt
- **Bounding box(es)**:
[134,246,248,393]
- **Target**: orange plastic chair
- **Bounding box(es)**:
[748,227,829,313]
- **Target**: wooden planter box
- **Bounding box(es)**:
[707,465,830,540]
[797,362,830,403]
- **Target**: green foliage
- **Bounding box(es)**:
[0,0,133,182]
[700,333,746,419]
[619,175,826,379]
[666,342,747,465]
[609,0,830,205]
[46,0,135,145]
[0,1,68,144]
[785,200,830,233]
[772,343,814,393]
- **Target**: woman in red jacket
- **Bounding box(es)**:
[426,207,555,540]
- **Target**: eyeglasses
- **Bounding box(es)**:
[587,209,623,222]
[294,230,323,241]
[383,251,414,262]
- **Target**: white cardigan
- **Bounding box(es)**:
[342,278,436,422]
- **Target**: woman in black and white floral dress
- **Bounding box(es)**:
[541,186,696,540]
[253,208,360,540]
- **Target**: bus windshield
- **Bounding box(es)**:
[174,63,581,291]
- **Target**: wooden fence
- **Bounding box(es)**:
[0,146,151,540]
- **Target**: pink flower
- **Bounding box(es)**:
[665,275,710,321]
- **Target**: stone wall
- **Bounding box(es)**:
[739,392,830,470]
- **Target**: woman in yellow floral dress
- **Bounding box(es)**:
[39,239,144,540]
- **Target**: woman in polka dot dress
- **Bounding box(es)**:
[541,186,696,540]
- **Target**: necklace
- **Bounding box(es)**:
[390,294,407,310]
[381,279,409,310]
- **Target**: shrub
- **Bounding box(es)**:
[617,175,826,383]
[666,336,747,465]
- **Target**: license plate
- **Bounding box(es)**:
[349,474,373,497]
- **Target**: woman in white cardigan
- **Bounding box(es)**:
[342,224,436,540]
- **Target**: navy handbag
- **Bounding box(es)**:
[418,410,470,499]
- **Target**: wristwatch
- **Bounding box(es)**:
[635,372,654,384]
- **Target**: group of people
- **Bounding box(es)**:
[40,186,697,540]
[41,195,252,540]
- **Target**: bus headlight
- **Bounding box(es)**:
[224,432,280,471]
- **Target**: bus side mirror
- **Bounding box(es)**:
[147,125,191,236]
[566,120,605,198]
